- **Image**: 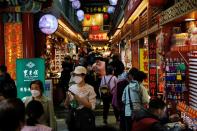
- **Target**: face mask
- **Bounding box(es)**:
[31,90,40,97]
[73,76,83,84]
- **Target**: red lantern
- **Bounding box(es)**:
[86,14,90,20]
[103,14,109,20]
[149,0,166,7]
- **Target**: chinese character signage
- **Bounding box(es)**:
[140,49,149,88]
[149,42,157,96]
[16,58,45,99]
[82,6,108,13]
[4,23,23,79]
[89,32,109,41]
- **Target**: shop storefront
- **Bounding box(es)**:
[159,0,197,129]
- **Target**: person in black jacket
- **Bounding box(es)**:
[131,98,168,131]
[0,65,17,99]
[109,54,125,77]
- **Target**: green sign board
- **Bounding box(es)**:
[16,58,45,99]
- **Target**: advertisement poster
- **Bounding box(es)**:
[16,58,45,99]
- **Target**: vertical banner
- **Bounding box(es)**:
[16,58,45,99]
[4,23,23,79]
[149,42,157,96]
[139,49,149,88]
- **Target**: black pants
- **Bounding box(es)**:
[102,95,120,121]
[125,116,132,131]
[102,96,111,120]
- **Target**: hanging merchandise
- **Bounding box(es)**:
[72,0,81,9]
[165,58,187,114]
[107,6,115,14]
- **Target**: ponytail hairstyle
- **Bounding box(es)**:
[26,100,44,126]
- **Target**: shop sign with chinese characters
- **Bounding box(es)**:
[4,23,23,79]
[89,33,109,41]
[16,58,45,99]
[140,49,149,88]
[149,42,157,96]
[82,6,108,13]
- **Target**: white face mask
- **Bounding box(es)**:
[73,76,83,84]
[31,90,40,97]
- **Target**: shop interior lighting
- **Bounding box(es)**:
[117,18,125,29]
[185,18,196,21]
[58,19,84,42]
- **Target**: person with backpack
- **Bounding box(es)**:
[99,64,118,124]
[121,68,149,131]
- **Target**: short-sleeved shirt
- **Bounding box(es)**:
[68,83,97,110]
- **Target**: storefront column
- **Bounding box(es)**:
[22,13,35,58]
[0,15,5,65]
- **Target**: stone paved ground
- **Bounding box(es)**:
[56,115,119,131]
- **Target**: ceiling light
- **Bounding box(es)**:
[185,18,196,21]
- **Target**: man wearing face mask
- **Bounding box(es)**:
[131,98,168,131]
[64,66,96,131]
[23,80,57,131]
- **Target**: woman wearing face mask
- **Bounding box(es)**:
[23,80,56,131]
[64,66,96,131]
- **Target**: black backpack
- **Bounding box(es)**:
[99,76,113,98]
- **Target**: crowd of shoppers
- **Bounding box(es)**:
[0,52,187,131]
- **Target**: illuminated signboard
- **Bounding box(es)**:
[82,6,108,13]
[149,42,157,96]
[89,33,108,41]
[83,14,103,26]
[4,23,23,79]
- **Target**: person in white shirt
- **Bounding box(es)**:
[64,66,96,131]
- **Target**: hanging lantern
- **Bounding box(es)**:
[72,0,81,9]
[77,10,84,18]
[109,0,117,6]
[103,13,109,20]
[107,6,115,14]
[86,14,91,20]
[149,0,166,7]
[77,16,84,21]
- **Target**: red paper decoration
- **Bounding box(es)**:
[149,0,166,7]
[86,14,90,20]
[103,14,109,20]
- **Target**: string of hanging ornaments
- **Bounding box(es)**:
[68,0,117,21]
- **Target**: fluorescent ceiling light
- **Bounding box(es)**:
[185,18,196,21]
